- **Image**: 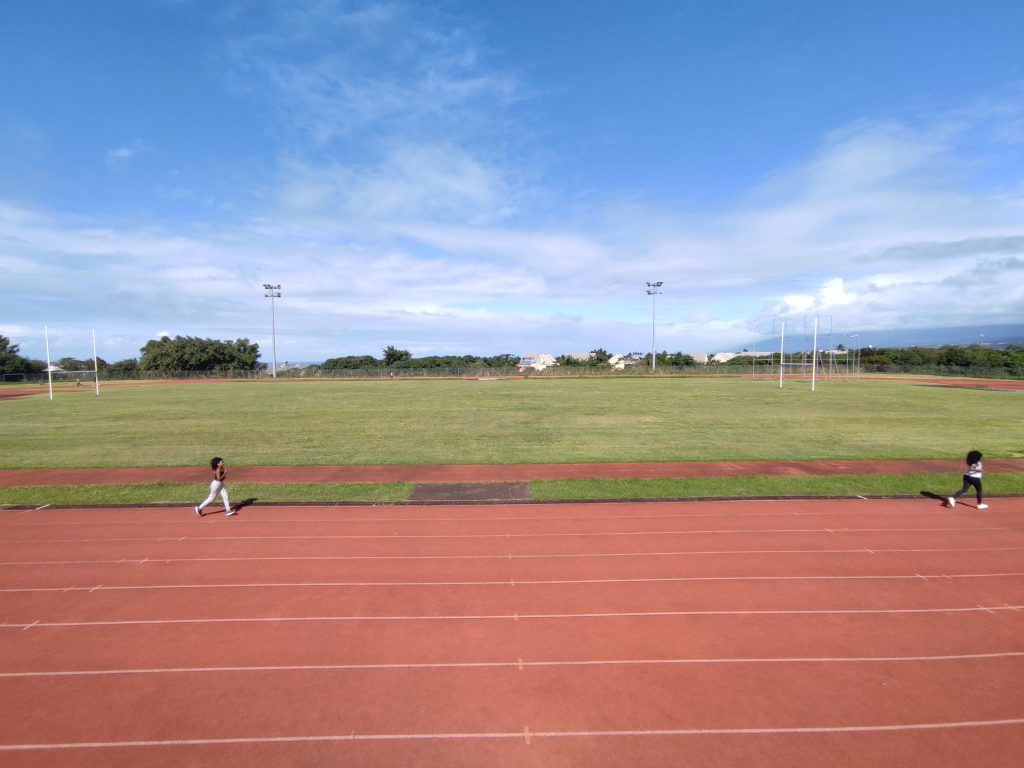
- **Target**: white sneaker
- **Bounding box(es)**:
[947,497,956,508]
[977,503,989,510]
[194,506,203,517]
[226,508,237,516]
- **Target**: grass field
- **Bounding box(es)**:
[2,376,1022,505]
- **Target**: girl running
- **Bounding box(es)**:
[947,450,987,509]
[194,456,235,517]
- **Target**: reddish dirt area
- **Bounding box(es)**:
[3,458,1024,487]
[894,376,1024,391]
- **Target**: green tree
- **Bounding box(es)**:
[139,336,260,372]
[322,355,381,369]
[106,358,140,377]
[382,345,412,366]
[663,352,696,366]
[0,336,43,374]
[483,354,519,368]
[56,357,108,371]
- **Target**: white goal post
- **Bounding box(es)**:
[776,316,845,391]
[44,327,101,399]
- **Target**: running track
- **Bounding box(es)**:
[2,497,1023,766]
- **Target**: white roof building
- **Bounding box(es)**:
[517,353,557,371]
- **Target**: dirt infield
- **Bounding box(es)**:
[3,458,1024,487]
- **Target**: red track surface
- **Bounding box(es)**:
[2,497,1023,766]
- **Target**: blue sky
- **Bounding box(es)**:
[3,0,1024,363]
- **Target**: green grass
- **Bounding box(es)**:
[0,482,412,507]
[3,473,1023,508]
[532,472,1024,500]
[2,376,1022,505]
[2,376,1022,469]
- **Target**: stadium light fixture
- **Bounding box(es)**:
[263,284,281,378]
[646,281,663,372]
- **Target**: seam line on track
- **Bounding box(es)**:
[4,651,1024,678]
[3,718,1024,751]
[4,571,1024,593]
[4,604,1023,629]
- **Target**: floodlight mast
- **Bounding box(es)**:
[646,281,663,372]
[263,284,281,378]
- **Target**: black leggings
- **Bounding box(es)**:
[952,475,982,503]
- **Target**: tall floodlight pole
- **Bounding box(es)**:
[646,281,663,372]
[263,284,281,378]
[44,326,53,401]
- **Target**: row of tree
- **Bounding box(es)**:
[553,350,697,367]
[322,346,519,370]
[857,344,1024,373]
[2,334,1022,377]
[0,335,260,376]
[709,344,1024,374]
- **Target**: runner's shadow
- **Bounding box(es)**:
[231,498,258,513]
[920,490,951,507]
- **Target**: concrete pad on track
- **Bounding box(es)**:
[409,482,531,502]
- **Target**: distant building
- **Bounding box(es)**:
[517,353,557,372]
[607,353,643,370]
[702,351,774,364]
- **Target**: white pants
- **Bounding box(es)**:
[198,480,230,512]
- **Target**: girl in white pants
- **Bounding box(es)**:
[195,457,234,517]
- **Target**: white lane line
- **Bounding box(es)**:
[3,545,1024,566]
[4,651,1024,678]
[3,571,1023,593]
[3,604,1023,629]
[2,718,1023,751]
[4,525,1019,545]
[0,509,984,528]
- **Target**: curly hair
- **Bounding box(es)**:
[210,456,224,470]
[966,450,982,465]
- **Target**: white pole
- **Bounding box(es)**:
[45,326,53,401]
[270,291,277,378]
[811,316,819,392]
[645,281,662,373]
[264,284,281,378]
[778,319,785,389]
[92,329,100,395]
[651,290,657,372]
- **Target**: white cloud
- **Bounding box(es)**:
[7,25,1024,364]
[105,141,153,170]
[224,0,521,151]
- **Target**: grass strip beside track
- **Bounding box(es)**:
[0,482,413,507]
[3,473,1023,506]
[530,472,1024,501]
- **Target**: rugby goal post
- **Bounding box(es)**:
[778,316,823,391]
[44,326,101,400]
